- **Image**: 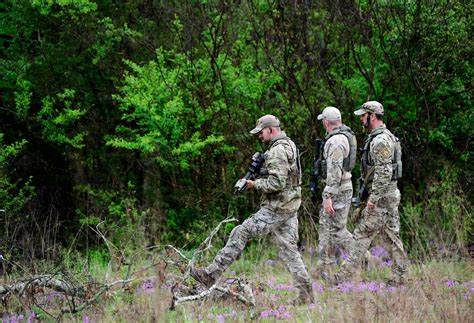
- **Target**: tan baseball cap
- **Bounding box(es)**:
[250,114,280,134]
[317,106,341,121]
[354,101,384,115]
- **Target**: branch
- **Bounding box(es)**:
[0,275,85,298]
[171,279,255,309]
[61,278,135,314]
[188,217,238,272]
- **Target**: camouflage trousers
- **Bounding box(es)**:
[337,189,407,282]
[205,207,311,290]
[317,188,354,273]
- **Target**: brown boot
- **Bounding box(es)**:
[190,268,216,288]
[292,284,315,305]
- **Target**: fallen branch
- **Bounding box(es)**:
[0,275,85,298]
[171,279,255,309]
[61,278,136,314]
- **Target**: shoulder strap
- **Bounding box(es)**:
[325,125,356,171]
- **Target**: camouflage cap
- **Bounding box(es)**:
[250,114,280,134]
[317,106,341,121]
[354,101,384,115]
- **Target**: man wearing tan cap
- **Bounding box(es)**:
[333,101,407,285]
[315,107,357,278]
[191,114,314,305]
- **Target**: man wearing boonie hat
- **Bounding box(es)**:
[333,100,408,286]
[191,114,314,305]
[314,107,357,279]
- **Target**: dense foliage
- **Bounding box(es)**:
[1,0,472,263]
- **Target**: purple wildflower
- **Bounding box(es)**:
[231,310,237,318]
[447,280,456,287]
[371,245,389,259]
[139,280,155,294]
[27,311,36,323]
[260,311,269,318]
[367,281,379,292]
[274,283,294,290]
[336,282,355,293]
[270,309,280,317]
[198,314,203,321]
[312,282,325,293]
[381,260,393,267]
[83,316,90,323]
[217,314,224,322]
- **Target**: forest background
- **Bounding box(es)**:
[1,0,472,271]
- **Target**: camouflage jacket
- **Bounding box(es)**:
[322,127,353,199]
[365,125,398,204]
[254,132,302,213]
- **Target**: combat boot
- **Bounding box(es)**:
[387,273,406,287]
[292,284,315,305]
[388,264,407,286]
[190,268,216,288]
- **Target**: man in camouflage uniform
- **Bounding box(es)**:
[315,107,357,277]
[334,101,407,285]
[191,114,314,305]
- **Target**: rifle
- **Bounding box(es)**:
[309,138,325,205]
[351,176,369,208]
[234,152,264,194]
[351,168,373,223]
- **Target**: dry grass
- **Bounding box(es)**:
[2,249,473,322]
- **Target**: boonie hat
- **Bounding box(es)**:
[354,101,384,115]
[317,106,341,121]
[250,114,280,134]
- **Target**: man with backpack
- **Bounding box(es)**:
[315,107,357,278]
[334,101,407,285]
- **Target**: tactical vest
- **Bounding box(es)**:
[361,127,402,183]
[263,137,301,187]
[321,125,357,179]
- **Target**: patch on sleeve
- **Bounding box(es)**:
[377,144,392,159]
